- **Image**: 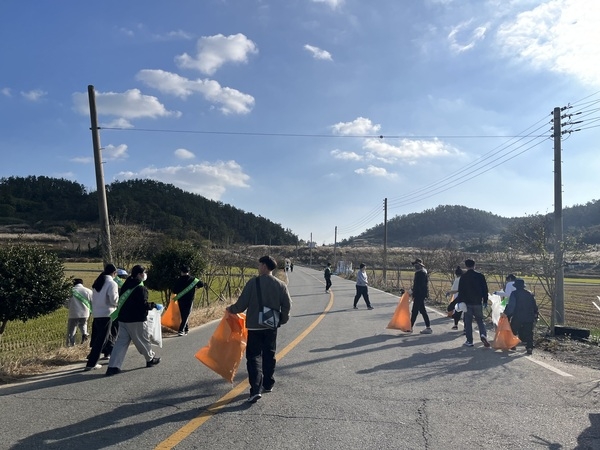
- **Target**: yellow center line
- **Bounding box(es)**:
[155,291,335,449]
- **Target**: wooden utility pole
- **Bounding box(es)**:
[309,232,313,267]
[88,85,112,265]
[383,198,387,283]
[553,106,565,331]
[333,226,337,269]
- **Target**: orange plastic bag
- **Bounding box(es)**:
[386,292,412,332]
[161,294,181,331]
[492,315,521,350]
[195,311,247,383]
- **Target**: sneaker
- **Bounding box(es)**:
[105,367,121,376]
[326,290,329,293]
[353,306,358,309]
[262,386,273,393]
[526,348,533,355]
[367,306,374,310]
[420,327,433,334]
[84,364,102,371]
[146,357,161,367]
[178,331,185,336]
[247,393,262,403]
[100,355,110,361]
[463,341,474,347]
[510,346,517,351]
[480,335,491,348]
[451,325,458,330]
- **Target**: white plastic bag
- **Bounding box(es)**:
[145,308,163,347]
[489,293,504,326]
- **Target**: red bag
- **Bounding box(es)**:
[492,315,521,350]
[386,292,412,332]
[195,311,247,383]
[161,294,182,331]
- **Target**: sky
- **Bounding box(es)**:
[1,0,599,245]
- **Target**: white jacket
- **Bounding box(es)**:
[91,276,119,318]
[68,283,93,319]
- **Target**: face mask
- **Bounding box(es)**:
[143,273,148,282]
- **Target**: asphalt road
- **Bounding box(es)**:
[1,266,599,449]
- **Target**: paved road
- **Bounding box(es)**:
[1,266,599,449]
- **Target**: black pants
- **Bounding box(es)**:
[246,329,278,396]
[87,317,114,367]
[411,296,431,327]
[510,320,534,350]
[447,300,463,325]
[353,285,371,307]
[178,297,193,333]
[325,278,332,291]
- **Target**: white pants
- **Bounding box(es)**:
[66,318,88,346]
[108,321,155,369]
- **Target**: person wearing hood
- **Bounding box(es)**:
[502,278,538,355]
[106,264,161,376]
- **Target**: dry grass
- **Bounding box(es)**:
[0,302,230,385]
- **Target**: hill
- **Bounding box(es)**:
[0,176,297,246]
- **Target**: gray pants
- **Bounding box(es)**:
[66,318,88,346]
[108,321,155,369]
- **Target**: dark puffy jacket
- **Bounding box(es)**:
[412,270,429,300]
[458,269,489,305]
[505,289,538,323]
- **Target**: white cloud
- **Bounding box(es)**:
[311,0,344,9]
[175,33,258,75]
[72,89,180,119]
[152,29,194,41]
[21,89,47,101]
[331,149,363,161]
[103,144,128,161]
[70,156,93,164]
[1,88,11,97]
[496,0,600,87]
[362,138,460,163]
[331,117,381,135]
[175,148,195,159]
[448,20,488,53]
[137,69,255,115]
[304,44,333,60]
[354,165,396,178]
[116,160,250,200]
[102,118,134,129]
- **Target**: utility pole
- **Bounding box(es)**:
[88,85,112,265]
[383,198,387,284]
[552,106,565,332]
[309,232,313,267]
[333,226,337,269]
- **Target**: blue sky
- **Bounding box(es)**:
[1,0,599,245]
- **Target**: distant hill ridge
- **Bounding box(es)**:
[1,176,599,248]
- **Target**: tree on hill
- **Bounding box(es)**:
[0,241,71,335]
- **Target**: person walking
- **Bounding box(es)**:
[458,258,491,348]
[503,278,538,355]
[324,262,332,293]
[446,266,464,330]
[172,264,205,336]
[66,278,92,346]
[85,264,119,371]
[106,265,161,376]
[353,263,373,310]
[409,259,432,334]
[227,256,292,403]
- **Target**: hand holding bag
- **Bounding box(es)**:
[255,277,280,329]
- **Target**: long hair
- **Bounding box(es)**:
[92,263,117,292]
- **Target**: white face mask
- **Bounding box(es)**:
[143,273,148,282]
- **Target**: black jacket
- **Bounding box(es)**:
[458,269,489,305]
[505,288,538,323]
[412,269,429,300]
[117,277,154,322]
[173,275,204,303]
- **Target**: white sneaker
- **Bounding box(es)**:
[84,364,102,371]
[420,328,433,334]
[247,393,262,403]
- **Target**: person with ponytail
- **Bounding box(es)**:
[84,264,119,371]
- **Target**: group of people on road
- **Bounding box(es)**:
[73,262,207,376]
